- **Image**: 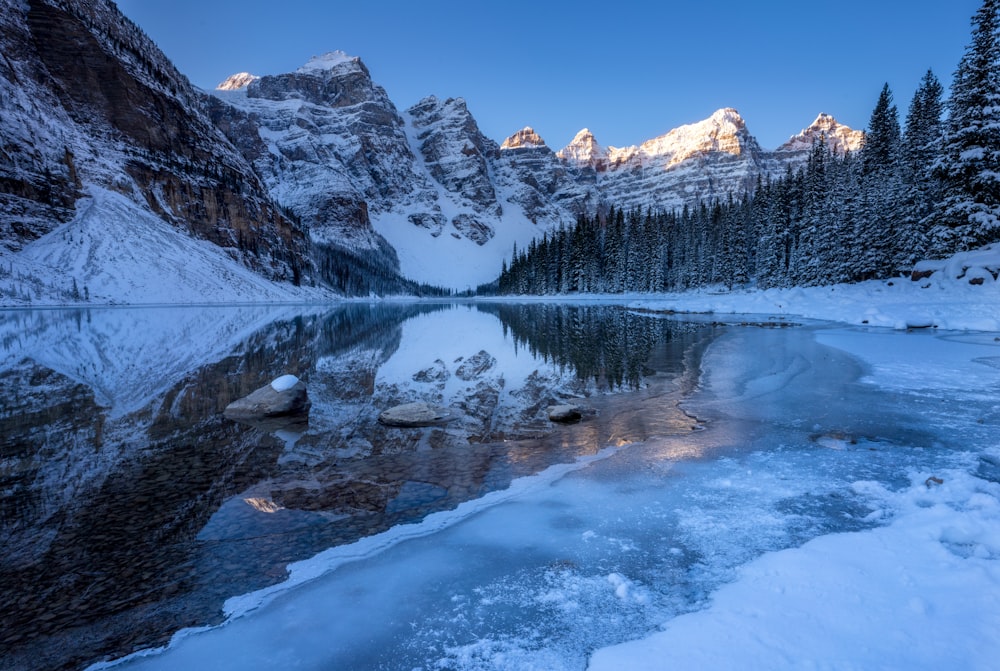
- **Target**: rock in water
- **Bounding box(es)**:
[378,402,457,427]
[225,376,310,419]
[547,404,583,423]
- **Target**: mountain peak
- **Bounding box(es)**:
[775,113,864,155]
[296,51,364,76]
[501,127,547,150]
[615,107,755,168]
[709,107,745,125]
[557,128,608,169]
[216,72,259,91]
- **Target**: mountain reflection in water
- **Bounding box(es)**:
[0,303,716,671]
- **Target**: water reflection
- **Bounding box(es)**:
[0,303,715,671]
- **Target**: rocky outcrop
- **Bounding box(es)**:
[552,108,770,212]
[0,0,310,281]
[501,127,547,150]
[495,127,589,224]
[556,129,609,171]
[406,96,500,216]
[216,72,259,91]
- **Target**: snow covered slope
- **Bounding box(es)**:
[2,187,320,306]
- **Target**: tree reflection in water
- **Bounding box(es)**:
[0,303,716,671]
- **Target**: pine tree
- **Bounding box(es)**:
[932,0,1000,252]
[858,84,904,278]
[900,69,945,262]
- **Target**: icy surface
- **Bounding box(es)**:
[95,314,1000,671]
[589,465,1000,671]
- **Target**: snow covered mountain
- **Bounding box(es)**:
[0,0,312,303]
[0,0,865,299]
[207,53,864,289]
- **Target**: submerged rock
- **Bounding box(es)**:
[378,402,457,427]
[224,375,310,420]
[547,404,584,423]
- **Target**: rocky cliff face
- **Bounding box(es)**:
[0,0,310,284]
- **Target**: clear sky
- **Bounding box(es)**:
[115,0,981,151]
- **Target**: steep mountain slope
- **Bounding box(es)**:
[0,0,312,303]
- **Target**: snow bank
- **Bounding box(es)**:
[625,245,1000,332]
[588,462,1000,671]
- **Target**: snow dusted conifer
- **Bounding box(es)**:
[858,84,904,278]
[862,84,902,176]
[900,69,945,261]
[904,70,946,182]
[933,0,1000,252]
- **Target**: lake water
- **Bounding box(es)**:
[1,303,997,670]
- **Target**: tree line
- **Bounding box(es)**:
[485,0,1000,296]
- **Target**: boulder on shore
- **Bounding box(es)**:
[225,375,310,420]
[378,402,457,427]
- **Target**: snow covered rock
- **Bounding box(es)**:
[377,402,458,427]
[0,0,310,293]
[772,113,865,164]
[216,72,259,91]
[501,127,548,150]
[556,128,609,171]
[224,377,310,419]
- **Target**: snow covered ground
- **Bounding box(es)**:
[625,243,1000,332]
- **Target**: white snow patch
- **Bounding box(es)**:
[626,245,1000,332]
[588,466,1000,671]
[269,374,300,392]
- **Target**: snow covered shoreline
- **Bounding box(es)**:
[589,462,1000,671]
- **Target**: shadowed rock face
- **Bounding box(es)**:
[0,0,309,279]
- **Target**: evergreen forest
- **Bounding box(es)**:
[487,1,1000,296]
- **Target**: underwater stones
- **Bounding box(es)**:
[547,404,584,423]
[224,375,310,419]
[378,402,457,427]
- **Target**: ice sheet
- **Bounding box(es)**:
[90,322,1000,671]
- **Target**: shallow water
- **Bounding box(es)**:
[0,302,715,670]
[3,304,997,670]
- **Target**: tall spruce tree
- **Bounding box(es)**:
[858,84,904,278]
[900,69,945,261]
[933,0,1000,252]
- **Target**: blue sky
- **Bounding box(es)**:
[116,0,981,151]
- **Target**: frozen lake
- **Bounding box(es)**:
[1,303,998,670]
